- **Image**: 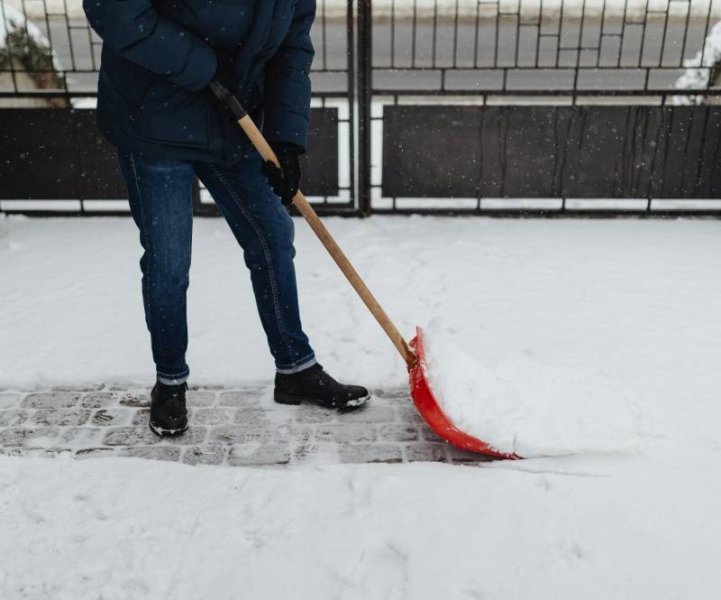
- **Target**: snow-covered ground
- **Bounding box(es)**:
[2,450,720,599]
[1,215,721,598]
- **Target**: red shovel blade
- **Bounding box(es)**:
[408,327,520,460]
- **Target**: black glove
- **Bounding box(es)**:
[261,142,302,205]
[213,51,238,90]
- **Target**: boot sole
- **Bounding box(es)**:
[274,392,371,410]
[149,420,189,438]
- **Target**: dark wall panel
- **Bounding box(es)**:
[0,110,79,200]
[383,105,721,200]
[382,106,481,198]
[0,107,340,203]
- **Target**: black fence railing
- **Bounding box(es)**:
[1,0,720,216]
[367,0,721,97]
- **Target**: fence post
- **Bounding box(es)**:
[357,0,372,216]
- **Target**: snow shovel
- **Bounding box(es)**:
[210,81,518,460]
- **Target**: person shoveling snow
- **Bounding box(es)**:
[83,0,370,438]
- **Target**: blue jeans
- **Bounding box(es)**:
[117,149,317,385]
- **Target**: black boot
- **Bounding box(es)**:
[150,382,189,437]
[274,364,370,410]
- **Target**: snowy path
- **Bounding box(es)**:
[0,386,482,465]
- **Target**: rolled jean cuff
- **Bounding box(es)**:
[276,354,317,375]
[157,370,190,386]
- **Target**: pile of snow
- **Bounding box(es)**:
[423,320,646,457]
[674,20,721,104]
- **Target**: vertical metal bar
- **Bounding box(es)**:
[698,0,714,78]
[358,0,372,216]
[678,0,693,68]
[61,0,77,73]
[474,0,481,68]
[453,0,460,68]
[535,0,543,68]
[658,0,672,68]
[617,0,630,68]
[412,0,418,68]
[494,0,501,68]
[637,0,650,70]
[390,0,396,67]
[432,0,439,67]
[514,0,522,67]
[321,0,328,70]
[347,0,357,212]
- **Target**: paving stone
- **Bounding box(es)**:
[103,426,206,446]
[379,424,420,442]
[295,405,338,424]
[373,388,411,400]
[396,406,426,426]
[0,427,65,448]
[0,427,100,449]
[21,392,82,409]
[228,443,291,466]
[273,423,313,444]
[233,407,274,426]
[91,409,132,427]
[0,447,67,459]
[339,405,395,424]
[315,424,378,443]
[193,408,236,426]
[293,442,341,463]
[28,409,91,427]
[446,446,494,464]
[217,390,265,407]
[208,425,271,445]
[52,384,104,392]
[0,410,29,427]
[102,427,163,446]
[0,393,23,409]
[118,391,150,408]
[405,443,448,462]
[74,448,116,459]
[61,428,106,447]
[81,393,117,409]
[119,446,181,462]
[182,445,226,466]
[420,426,446,443]
[186,390,216,407]
[131,409,151,426]
[338,444,403,464]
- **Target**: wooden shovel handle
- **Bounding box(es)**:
[236,114,416,367]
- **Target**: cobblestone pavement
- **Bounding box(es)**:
[0,387,491,466]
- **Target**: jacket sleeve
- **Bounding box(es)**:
[83,0,217,92]
[263,0,316,152]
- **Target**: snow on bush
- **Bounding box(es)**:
[673,20,721,105]
[0,2,65,92]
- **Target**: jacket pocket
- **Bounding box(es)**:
[134,77,212,148]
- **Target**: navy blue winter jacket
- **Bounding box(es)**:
[83,0,316,165]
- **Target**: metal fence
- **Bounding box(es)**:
[1,0,721,216]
